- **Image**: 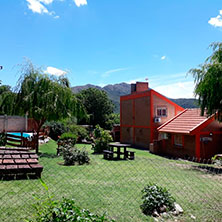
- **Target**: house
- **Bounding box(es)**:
[157,109,222,160]
[120,82,184,148]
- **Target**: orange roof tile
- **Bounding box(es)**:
[158,109,211,134]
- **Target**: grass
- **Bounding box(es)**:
[0,140,222,222]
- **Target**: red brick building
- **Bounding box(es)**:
[158,109,222,160]
[120,82,184,148]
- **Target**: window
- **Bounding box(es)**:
[158,133,169,140]
[156,107,167,117]
[174,134,183,146]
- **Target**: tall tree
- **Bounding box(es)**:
[189,42,222,121]
[15,62,85,153]
[77,88,114,128]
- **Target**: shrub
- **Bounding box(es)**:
[93,126,113,154]
[94,125,103,138]
[61,145,90,165]
[140,183,175,216]
[68,124,89,142]
[59,132,77,146]
[212,154,222,166]
[0,132,6,146]
[28,181,115,222]
[45,121,67,141]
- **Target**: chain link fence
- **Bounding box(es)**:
[0,143,222,222]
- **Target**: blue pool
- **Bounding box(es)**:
[8,132,32,138]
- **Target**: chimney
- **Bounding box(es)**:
[131,82,149,94]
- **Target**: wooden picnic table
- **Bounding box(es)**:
[103,143,134,160]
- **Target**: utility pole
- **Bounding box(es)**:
[0,66,3,85]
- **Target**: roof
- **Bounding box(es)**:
[158,109,213,134]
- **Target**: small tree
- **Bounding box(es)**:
[92,125,113,153]
[189,42,222,121]
[15,61,85,153]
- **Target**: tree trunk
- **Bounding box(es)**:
[35,119,45,154]
[35,130,39,154]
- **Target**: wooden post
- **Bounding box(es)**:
[25,114,28,132]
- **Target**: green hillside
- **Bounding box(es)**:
[72,83,198,113]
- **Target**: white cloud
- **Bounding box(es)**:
[126,72,195,98]
[26,0,49,14]
[44,66,67,76]
[98,83,106,87]
[74,0,87,7]
[154,81,195,98]
[26,0,57,17]
[102,68,129,78]
[126,77,148,84]
[41,0,54,4]
[26,0,87,18]
[208,10,222,27]
[161,56,166,60]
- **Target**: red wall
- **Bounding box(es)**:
[159,120,222,160]
[120,89,184,148]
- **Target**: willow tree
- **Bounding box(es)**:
[15,62,84,153]
[189,42,222,121]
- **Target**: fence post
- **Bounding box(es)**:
[25,114,28,132]
[4,115,8,132]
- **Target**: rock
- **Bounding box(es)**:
[161,212,169,218]
[172,210,179,216]
[190,214,196,220]
[152,210,160,217]
[159,205,167,213]
[174,203,183,214]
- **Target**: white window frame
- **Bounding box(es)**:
[156,107,167,117]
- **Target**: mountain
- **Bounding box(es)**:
[71,83,198,112]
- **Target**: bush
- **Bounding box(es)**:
[69,124,89,142]
[94,125,102,138]
[212,154,222,166]
[93,126,113,154]
[0,132,6,146]
[45,121,67,141]
[58,132,77,146]
[61,145,90,165]
[140,183,175,216]
[28,181,114,222]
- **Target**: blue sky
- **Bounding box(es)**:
[0,0,222,98]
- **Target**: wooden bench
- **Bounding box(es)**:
[0,147,43,179]
[103,150,114,160]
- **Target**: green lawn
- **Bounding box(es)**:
[0,140,222,222]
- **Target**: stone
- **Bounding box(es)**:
[161,212,169,218]
[172,210,179,216]
[174,203,183,214]
[159,205,167,213]
[152,210,160,217]
[190,214,196,220]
